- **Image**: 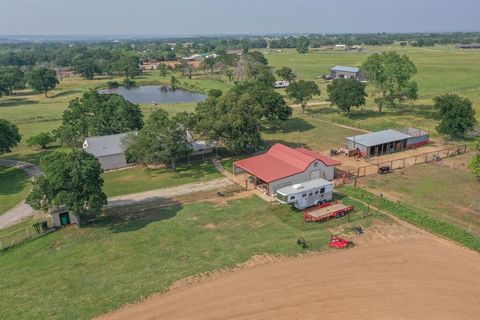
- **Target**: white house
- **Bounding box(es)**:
[83,132,214,170]
[83,133,131,170]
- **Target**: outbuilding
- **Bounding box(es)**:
[233,143,340,196]
[50,208,80,228]
[330,65,363,80]
[346,128,429,157]
[83,132,214,170]
[83,133,131,170]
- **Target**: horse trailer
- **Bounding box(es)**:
[276,179,334,210]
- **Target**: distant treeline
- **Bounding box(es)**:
[1,32,480,67]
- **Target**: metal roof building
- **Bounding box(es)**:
[329,65,362,80]
[331,66,360,73]
[83,133,131,170]
[346,129,429,157]
[233,143,340,196]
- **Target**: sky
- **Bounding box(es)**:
[0,0,479,36]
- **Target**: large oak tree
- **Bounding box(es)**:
[26,150,107,223]
[56,91,143,146]
[0,119,21,154]
[361,51,418,112]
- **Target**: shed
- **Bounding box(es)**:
[233,143,340,196]
[346,128,429,157]
[83,133,131,170]
[330,65,363,80]
[51,208,80,228]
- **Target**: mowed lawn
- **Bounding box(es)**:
[102,161,223,197]
[360,153,480,229]
[262,116,365,152]
[0,166,31,214]
[0,195,378,320]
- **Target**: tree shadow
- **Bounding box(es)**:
[90,198,183,233]
[4,148,59,165]
[0,166,30,196]
[261,117,316,134]
[49,89,83,99]
[264,139,309,149]
[0,98,39,108]
[305,106,339,115]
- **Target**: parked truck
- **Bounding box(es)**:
[276,179,333,210]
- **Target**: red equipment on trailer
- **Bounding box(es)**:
[329,235,352,249]
[303,200,354,223]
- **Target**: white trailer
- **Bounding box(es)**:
[276,179,334,210]
[274,80,289,88]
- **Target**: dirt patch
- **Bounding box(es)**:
[204,223,217,229]
[99,221,480,320]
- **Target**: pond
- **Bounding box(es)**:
[99,85,206,104]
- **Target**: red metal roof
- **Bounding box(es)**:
[234,143,341,183]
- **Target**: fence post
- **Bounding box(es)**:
[26,227,29,238]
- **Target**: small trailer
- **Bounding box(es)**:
[276,179,333,210]
[303,200,354,222]
[274,80,289,88]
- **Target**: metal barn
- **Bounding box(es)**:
[346,128,429,157]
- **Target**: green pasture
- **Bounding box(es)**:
[0,195,378,320]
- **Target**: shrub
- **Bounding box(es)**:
[27,132,54,149]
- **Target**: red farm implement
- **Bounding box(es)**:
[303,200,354,223]
[329,235,352,249]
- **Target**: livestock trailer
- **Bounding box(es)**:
[276,178,333,210]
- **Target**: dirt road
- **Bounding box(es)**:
[100,223,480,320]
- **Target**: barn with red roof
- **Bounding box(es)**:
[233,143,341,196]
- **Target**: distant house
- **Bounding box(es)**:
[83,132,214,170]
[183,54,204,62]
[455,43,480,49]
[140,60,161,70]
[335,44,346,49]
[330,66,363,80]
[83,133,131,170]
[233,143,340,196]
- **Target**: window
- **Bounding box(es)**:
[290,196,296,200]
[308,192,313,196]
[302,194,307,198]
[313,161,318,167]
[320,187,325,194]
[314,190,319,195]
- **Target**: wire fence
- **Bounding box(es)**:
[0,220,53,250]
[355,144,468,178]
